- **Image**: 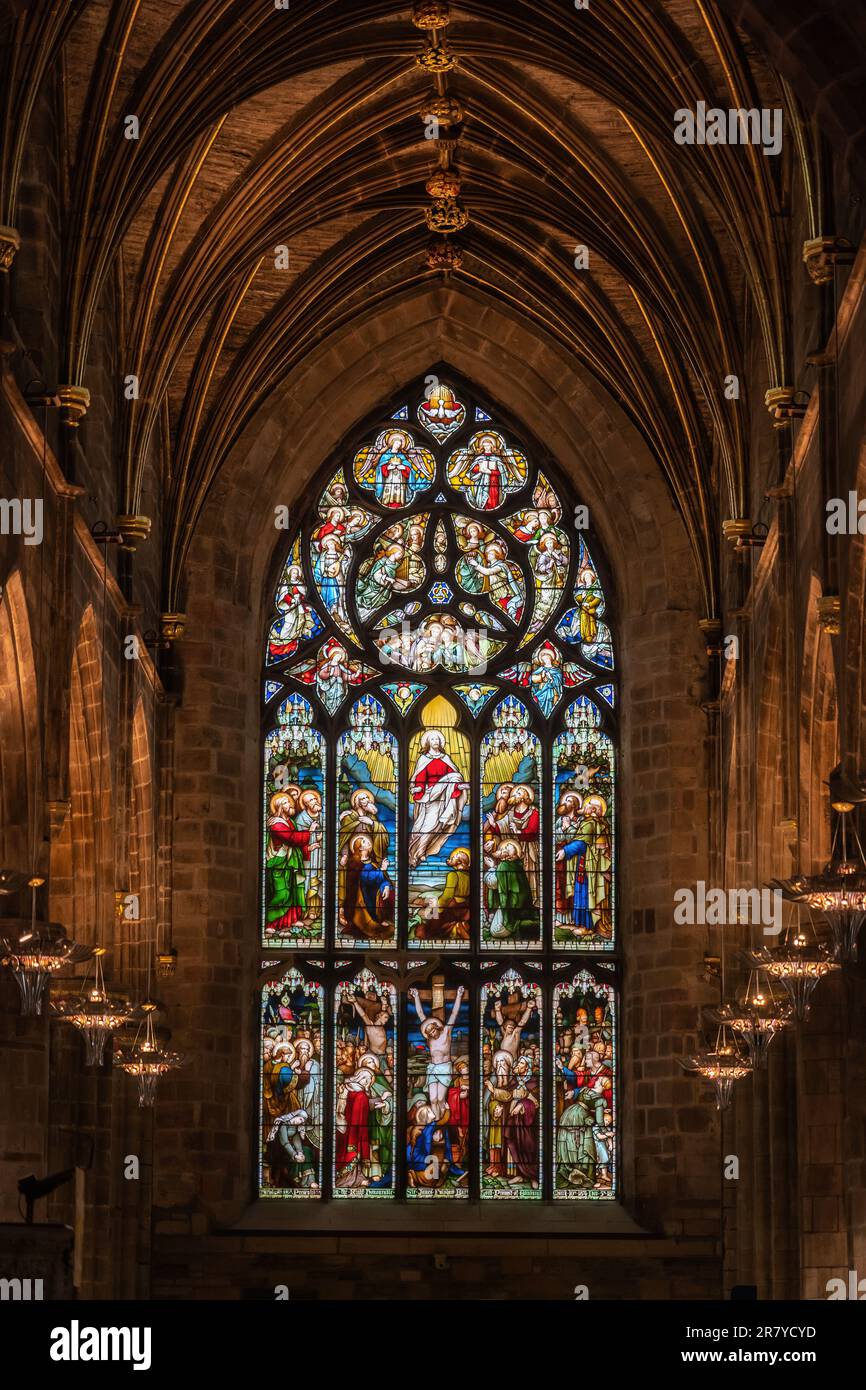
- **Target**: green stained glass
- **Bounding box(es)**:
[481,698,542,951]
[381,680,426,715]
[480,970,543,1198]
[553,971,616,1199]
[260,967,324,1197]
[334,968,397,1197]
[453,681,498,716]
[260,373,617,1204]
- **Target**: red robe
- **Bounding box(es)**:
[412,757,462,802]
[446,1085,470,1130]
[511,806,539,841]
[470,462,501,509]
[336,1087,371,1166]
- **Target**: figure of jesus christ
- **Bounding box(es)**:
[493,995,536,1061]
[410,985,465,1118]
[408,730,469,868]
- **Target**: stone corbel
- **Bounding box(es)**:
[764,387,808,428]
[698,618,723,656]
[56,384,91,428]
[816,593,841,636]
[0,226,21,272]
[114,515,152,551]
[160,612,186,644]
[803,236,855,286]
[721,519,752,548]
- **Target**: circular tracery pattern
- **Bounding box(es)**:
[263,374,616,952]
[259,375,619,1205]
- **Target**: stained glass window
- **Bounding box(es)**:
[259,374,618,1202]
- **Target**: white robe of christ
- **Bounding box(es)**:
[409,751,468,867]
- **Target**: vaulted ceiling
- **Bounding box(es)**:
[2,1,831,617]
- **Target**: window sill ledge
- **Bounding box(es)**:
[227,1198,657,1240]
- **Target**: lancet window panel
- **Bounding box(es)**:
[259,373,619,1203]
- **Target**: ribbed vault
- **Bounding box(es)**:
[1,0,834,619]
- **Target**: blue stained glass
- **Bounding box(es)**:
[266,537,324,665]
[260,966,324,1197]
[287,639,378,714]
[263,695,326,946]
[552,699,615,951]
[480,697,542,951]
[336,698,398,949]
[453,682,498,717]
[480,970,543,1198]
[408,698,471,948]
[375,602,421,629]
[353,428,435,509]
[259,373,618,1206]
[555,536,614,669]
[406,981,470,1196]
[553,971,616,1199]
[459,602,506,631]
[334,968,397,1197]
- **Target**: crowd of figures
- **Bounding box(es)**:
[333,978,397,1193]
[553,981,615,1194]
[259,384,618,1202]
[261,975,324,1194]
[260,971,615,1200]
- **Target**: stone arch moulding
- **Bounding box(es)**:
[0,568,41,872]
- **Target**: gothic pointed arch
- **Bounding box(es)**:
[259,371,618,1202]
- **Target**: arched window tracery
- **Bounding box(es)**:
[259,374,618,1202]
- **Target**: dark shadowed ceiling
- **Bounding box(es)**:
[1,1,844,616]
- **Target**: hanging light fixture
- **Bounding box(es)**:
[52,947,133,1066]
[680,1027,753,1111]
[742,909,839,1021]
[114,1000,184,1107]
[707,972,792,1069]
[1,876,94,1015]
[769,803,866,963]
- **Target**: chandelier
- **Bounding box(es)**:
[707,974,792,1069]
[680,1028,752,1110]
[1,914,94,1015]
[769,804,866,963]
[52,948,133,1066]
[743,916,838,1021]
[114,1000,185,1107]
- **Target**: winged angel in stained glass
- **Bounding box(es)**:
[447,431,528,511]
[260,374,618,1204]
[353,429,435,508]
